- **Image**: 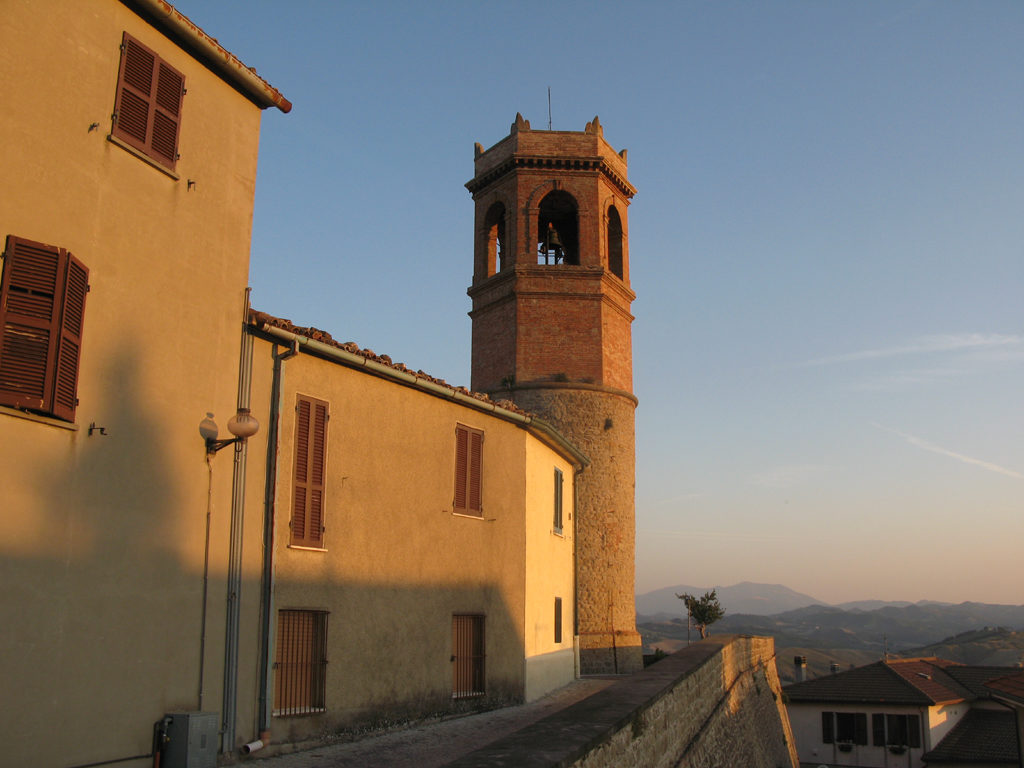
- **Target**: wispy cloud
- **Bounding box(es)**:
[873,423,1023,480]
[799,334,1023,368]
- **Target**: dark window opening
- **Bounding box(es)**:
[452,614,485,698]
[484,202,505,274]
[0,235,88,422]
[884,714,921,748]
[553,467,563,532]
[273,610,328,716]
[554,597,563,644]
[607,206,624,279]
[537,191,578,265]
[822,711,867,745]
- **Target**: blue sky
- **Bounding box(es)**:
[173,1,1023,605]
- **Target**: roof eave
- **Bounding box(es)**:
[122,0,292,113]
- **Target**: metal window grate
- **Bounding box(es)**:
[273,610,328,716]
[452,614,485,698]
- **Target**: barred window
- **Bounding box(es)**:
[273,610,328,716]
[452,614,485,698]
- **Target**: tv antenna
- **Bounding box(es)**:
[547,86,552,130]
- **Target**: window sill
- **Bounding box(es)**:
[287,545,328,553]
[552,528,565,537]
[452,511,485,521]
[272,707,326,717]
[107,134,180,180]
[0,405,79,431]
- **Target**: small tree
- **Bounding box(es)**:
[676,590,725,639]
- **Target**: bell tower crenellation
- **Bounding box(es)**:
[466,114,643,674]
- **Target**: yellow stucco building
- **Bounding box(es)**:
[0,2,583,764]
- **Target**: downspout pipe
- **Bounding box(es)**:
[222,290,255,753]
[256,339,298,740]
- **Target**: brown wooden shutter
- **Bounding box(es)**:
[468,429,483,513]
[0,236,87,420]
[112,33,184,170]
[453,424,483,516]
[454,425,468,512]
[51,254,88,422]
[292,395,328,546]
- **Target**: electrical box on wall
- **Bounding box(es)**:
[162,712,218,768]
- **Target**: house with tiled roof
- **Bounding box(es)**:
[784,658,1022,768]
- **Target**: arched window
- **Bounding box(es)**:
[537,191,579,266]
[607,206,624,279]
[484,202,506,274]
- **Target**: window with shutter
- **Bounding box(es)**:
[0,235,88,422]
[112,32,185,171]
[453,424,483,516]
[291,395,328,548]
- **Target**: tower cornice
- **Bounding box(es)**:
[465,155,636,199]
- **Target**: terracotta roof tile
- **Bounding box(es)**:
[986,672,1024,706]
[784,659,968,705]
[923,709,1018,764]
[249,309,530,416]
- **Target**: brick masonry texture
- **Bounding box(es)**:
[468,119,641,675]
[444,635,799,768]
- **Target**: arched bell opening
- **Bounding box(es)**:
[484,201,506,275]
[536,191,579,265]
[607,205,624,279]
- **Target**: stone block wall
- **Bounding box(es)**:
[445,635,798,768]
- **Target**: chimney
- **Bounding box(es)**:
[794,656,807,683]
[830,662,840,675]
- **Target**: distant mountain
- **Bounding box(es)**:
[636,581,824,619]
[902,627,1024,667]
[837,599,951,612]
[640,600,1024,660]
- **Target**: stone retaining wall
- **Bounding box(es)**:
[445,635,798,768]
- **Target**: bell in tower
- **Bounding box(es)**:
[466,114,642,675]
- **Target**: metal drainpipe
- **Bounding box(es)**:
[256,339,298,738]
[222,290,255,753]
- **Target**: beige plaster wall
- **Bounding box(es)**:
[523,439,577,701]
[0,2,267,764]
[254,337,576,743]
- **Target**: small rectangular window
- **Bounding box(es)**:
[273,610,328,716]
[553,467,564,532]
[112,32,185,171]
[291,395,328,547]
[554,597,562,644]
[0,235,88,422]
[453,424,483,516]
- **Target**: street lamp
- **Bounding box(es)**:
[199,408,259,454]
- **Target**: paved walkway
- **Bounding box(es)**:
[251,677,617,768]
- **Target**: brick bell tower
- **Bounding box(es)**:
[466,113,642,674]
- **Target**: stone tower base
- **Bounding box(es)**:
[579,631,644,675]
